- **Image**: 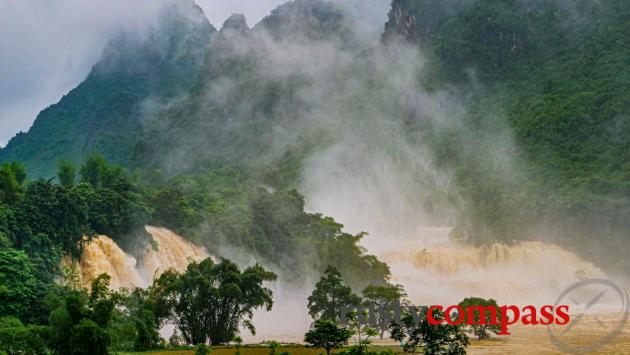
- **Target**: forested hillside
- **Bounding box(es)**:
[384,0,630,274]
[0,2,215,178]
[1,0,628,279]
[1,0,629,352]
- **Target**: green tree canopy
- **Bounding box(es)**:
[0,247,39,322]
[304,319,353,355]
[362,284,406,338]
[152,257,277,345]
[0,162,25,205]
[307,266,361,322]
[390,307,469,354]
[0,316,46,355]
[58,160,77,188]
[48,273,118,355]
[458,297,501,340]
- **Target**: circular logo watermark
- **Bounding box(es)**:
[548,278,629,353]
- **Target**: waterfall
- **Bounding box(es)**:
[74,226,209,289]
[379,228,606,306]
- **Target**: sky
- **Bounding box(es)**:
[0,0,388,147]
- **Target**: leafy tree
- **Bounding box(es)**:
[304,320,353,355]
[308,266,361,322]
[152,257,276,345]
[69,318,110,355]
[458,297,501,340]
[233,335,243,355]
[79,155,108,189]
[48,273,119,355]
[345,310,378,354]
[8,162,26,186]
[58,160,77,188]
[0,247,39,322]
[362,284,406,338]
[196,344,212,355]
[267,340,280,355]
[86,167,148,239]
[0,162,25,204]
[130,309,160,350]
[390,307,469,354]
[169,329,184,347]
[15,179,90,260]
[0,317,46,355]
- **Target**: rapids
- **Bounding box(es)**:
[71,226,209,289]
[78,235,145,289]
[379,228,606,306]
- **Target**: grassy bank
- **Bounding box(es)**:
[119,344,404,355]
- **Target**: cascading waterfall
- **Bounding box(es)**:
[138,226,210,281]
[378,228,606,306]
[73,226,209,289]
[78,235,145,289]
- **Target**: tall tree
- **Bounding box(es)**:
[362,284,406,338]
[0,317,46,355]
[0,163,24,205]
[152,257,276,345]
[307,266,361,322]
[0,247,39,322]
[58,161,77,188]
[79,155,108,189]
[48,274,118,355]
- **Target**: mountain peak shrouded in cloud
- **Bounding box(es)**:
[221,13,250,33]
[255,0,352,43]
[0,0,215,178]
[0,0,358,178]
[1,0,628,284]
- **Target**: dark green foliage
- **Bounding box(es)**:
[0,156,151,327]
[15,180,90,260]
[151,257,277,345]
[143,169,390,289]
[132,309,161,351]
[79,155,108,188]
[0,247,39,323]
[457,297,501,340]
[385,0,630,275]
[1,0,628,281]
[308,266,362,322]
[48,274,119,355]
[77,155,149,241]
[69,319,110,355]
[390,307,469,354]
[0,162,25,205]
[109,287,161,351]
[233,335,243,355]
[266,340,280,355]
[58,160,76,188]
[195,344,212,355]
[0,317,47,355]
[0,3,215,179]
